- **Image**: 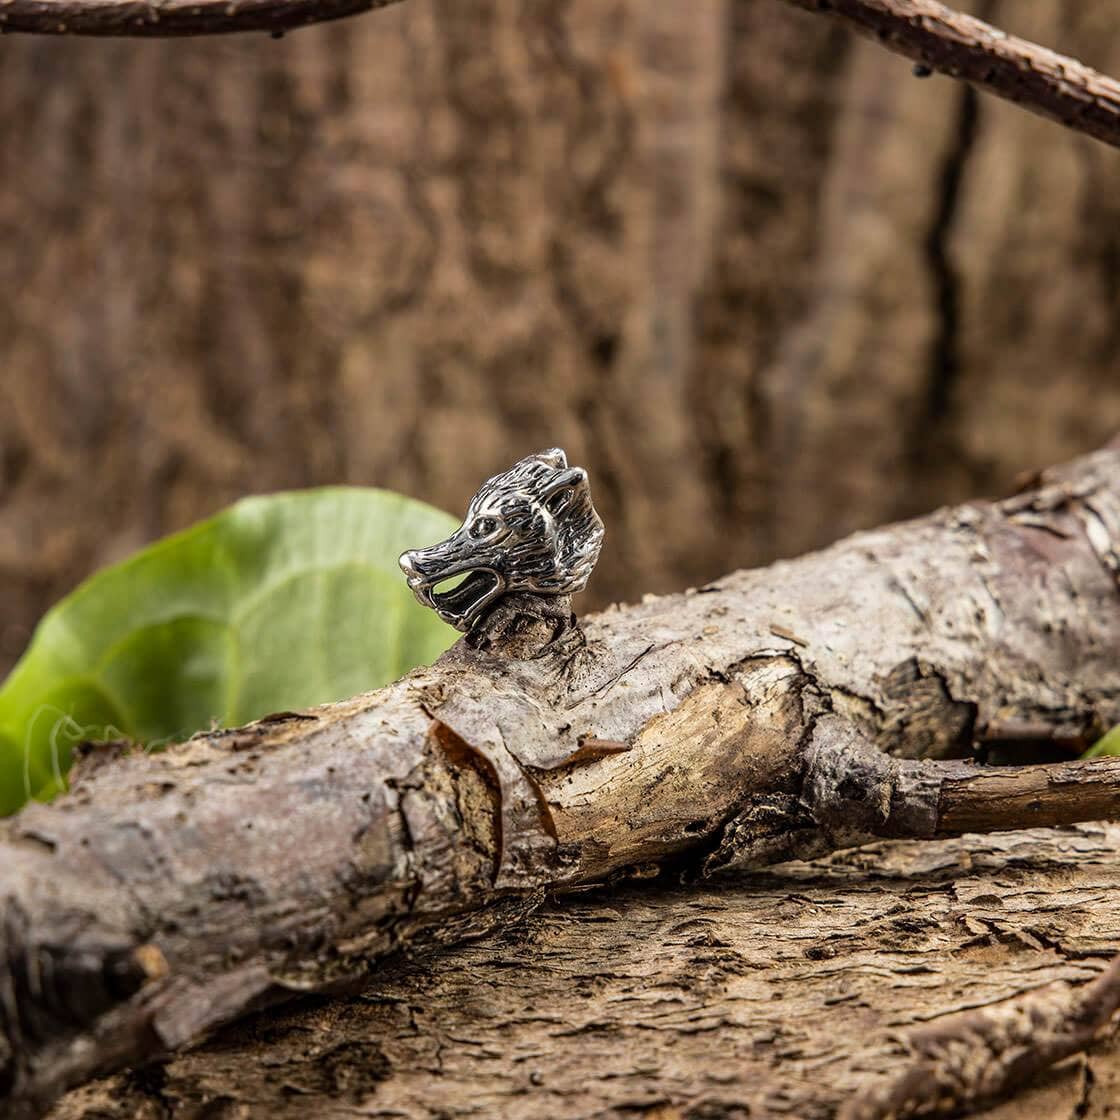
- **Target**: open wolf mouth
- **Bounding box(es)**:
[424,568,502,626]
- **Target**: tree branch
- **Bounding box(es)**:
[3,0,1119,171]
[2,445,1119,1118]
[0,0,401,36]
[710,716,1120,870]
[781,0,1120,150]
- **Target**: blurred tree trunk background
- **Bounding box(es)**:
[1,0,1118,674]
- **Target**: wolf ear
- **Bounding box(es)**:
[542,467,588,505]
[534,448,568,469]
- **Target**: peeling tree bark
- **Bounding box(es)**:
[2,446,1119,1119]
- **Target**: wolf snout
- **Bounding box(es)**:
[398,541,455,585]
[398,549,427,584]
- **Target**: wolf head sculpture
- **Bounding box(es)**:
[399,448,605,632]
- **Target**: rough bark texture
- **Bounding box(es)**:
[2,446,1118,1119]
[44,824,1120,1120]
[3,0,1120,678]
[842,953,1120,1120]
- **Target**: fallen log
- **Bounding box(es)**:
[2,445,1119,1118]
[44,825,1120,1120]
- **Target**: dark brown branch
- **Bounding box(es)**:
[710,716,1120,870]
[933,754,1120,834]
[781,0,1120,151]
[0,0,401,36]
[2,446,1119,1118]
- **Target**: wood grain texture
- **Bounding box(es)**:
[2,445,1118,1118]
[45,824,1120,1120]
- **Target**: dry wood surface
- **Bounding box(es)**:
[2,446,1118,1118]
[47,825,1120,1120]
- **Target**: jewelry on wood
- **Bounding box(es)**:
[399,448,604,634]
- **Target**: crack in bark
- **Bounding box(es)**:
[919,79,980,439]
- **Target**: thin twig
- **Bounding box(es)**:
[708,716,1120,871]
[781,0,1120,150]
[0,0,401,36]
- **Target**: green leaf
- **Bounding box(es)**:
[0,488,458,815]
[1084,725,1120,758]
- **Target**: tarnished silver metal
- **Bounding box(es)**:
[399,448,605,633]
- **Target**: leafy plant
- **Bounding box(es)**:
[0,488,458,815]
[1085,725,1120,758]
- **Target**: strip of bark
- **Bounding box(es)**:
[781,0,1120,151]
[1,446,1119,1119]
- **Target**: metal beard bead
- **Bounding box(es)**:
[398,448,605,632]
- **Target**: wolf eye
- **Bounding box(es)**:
[469,517,497,539]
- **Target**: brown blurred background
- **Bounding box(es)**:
[1,0,1118,675]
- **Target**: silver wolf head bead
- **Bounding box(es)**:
[399,448,605,632]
